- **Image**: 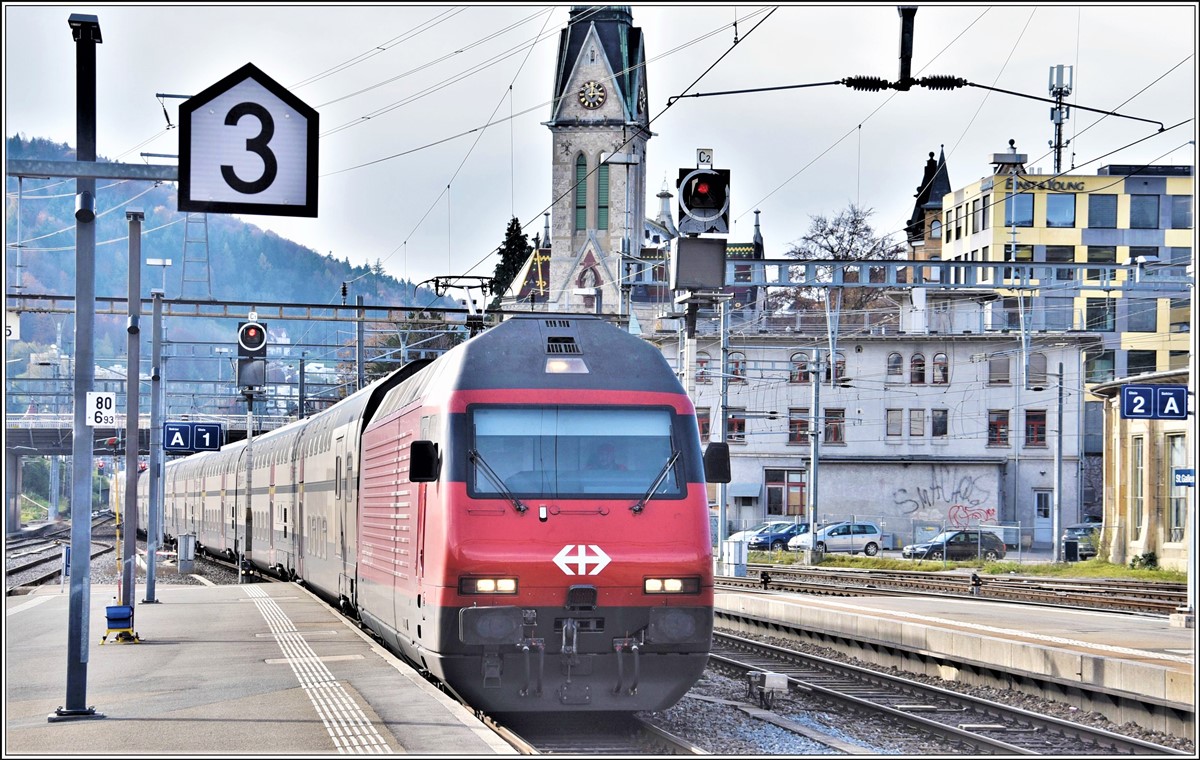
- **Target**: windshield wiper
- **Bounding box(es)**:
[469,449,527,514]
[630,450,680,514]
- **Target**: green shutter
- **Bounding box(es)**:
[575,156,587,230]
[598,165,609,230]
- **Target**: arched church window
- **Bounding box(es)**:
[598,163,609,230]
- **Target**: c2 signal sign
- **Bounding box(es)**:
[1120,384,1189,420]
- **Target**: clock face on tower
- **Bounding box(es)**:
[578,80,606,109]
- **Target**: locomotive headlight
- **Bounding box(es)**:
[459,576,518,594]
[644,576,700,594]
[545,357,589,374]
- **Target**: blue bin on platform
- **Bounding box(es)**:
[106,605,133,630]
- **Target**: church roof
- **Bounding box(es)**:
[552,6,645,122]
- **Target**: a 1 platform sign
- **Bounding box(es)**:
[164,422,224,453]
[179,62,318,217]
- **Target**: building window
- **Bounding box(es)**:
[909,353,926,385]
[1045,193,1075,227]
[727,409,746,443]
[909,408,925,437]
[824,408,845,445]
[1131,436,1144,540]
[1127,350,1157,377]
[1169,350,1188,369]
[1088,194,1117,228]
[1085,298,1115,332]
[1127,298,1158,333]
[1046,296,1074,330]
[1004,192,1033,227]
[696,407,710,442]
[886,352,903,381]
[1168,435,1186,541]
[971,199,981,233]
[1170,297,1191,333]
[987,410,1010,446]
[765,469,806,517]
[727,352,746,382]
[1128,245,1159,266]
[788,408,810,445]
[789,352,810,384]
[954,204,963,238]
[1045,245,1075,281]
[886,409,903,437]
[929,219,941,240]
[1085,349,1115,383]
[980,194,990,229]
[695,352,711,384]
[824,353,846,383]
[1004,244,1033,280]
[1025,410,1047,447]
[931,409,948,438]
[1129,194,1159,229]
[597,163,609,230]
[1027,352,1047,388]
[932,353,948,384]
[1170,195,1193,229]
[574,154,587,230]
[988,355,1010,385]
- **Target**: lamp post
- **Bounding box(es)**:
[146,258,172,295]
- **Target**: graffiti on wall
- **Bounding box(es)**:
[892,465,995,525]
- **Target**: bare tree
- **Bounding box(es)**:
[769,204,905,313]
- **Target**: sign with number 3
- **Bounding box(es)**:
[179,63,319,217]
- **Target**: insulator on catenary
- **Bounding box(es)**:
[842,76,891,92]
[919,75,968,90]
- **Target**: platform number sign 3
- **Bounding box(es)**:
[86,392,117,427]
[179,63,319,217]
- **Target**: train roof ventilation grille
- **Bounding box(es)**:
[544,319,572,329]
[546,336,581,355]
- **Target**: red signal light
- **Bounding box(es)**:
[695,181,710,195]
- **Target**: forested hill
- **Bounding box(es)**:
[5,134,451,348]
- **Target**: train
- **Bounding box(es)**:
[139,314,729,713]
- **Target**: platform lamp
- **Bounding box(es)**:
[146,258,172,295]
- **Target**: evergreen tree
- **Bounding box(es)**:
[490,217,532,308]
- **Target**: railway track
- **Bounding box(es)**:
[711,630,1189,755]
[722,565,1185,616]
[487,712,707,754]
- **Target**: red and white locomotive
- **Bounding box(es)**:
[143,315,725,712]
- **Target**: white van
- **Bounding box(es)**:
[791,521,882,555]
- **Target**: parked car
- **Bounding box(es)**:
[902,529,1007,561]
[1063,523,1099,559]
[792,521,883,556]
[727,521,796,544]
[747,522,809,551]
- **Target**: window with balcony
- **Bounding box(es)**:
[1045,245,1075,281]
[727,352,746,383]
[1086,246,1116,280]
[696,407,710,442]
[727,409,746,443]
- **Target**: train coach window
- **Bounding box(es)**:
[471,407,684,499]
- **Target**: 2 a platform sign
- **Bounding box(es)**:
[164,422,224,453]
[1120,384,1189,420]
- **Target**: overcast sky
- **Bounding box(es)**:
[4,3,1196,297]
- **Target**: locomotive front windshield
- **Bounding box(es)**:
[470,406,683,499]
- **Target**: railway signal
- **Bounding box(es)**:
[677,167,730,235]
[237,321,268,359]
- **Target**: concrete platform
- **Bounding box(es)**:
[716,591,1194,729]
[5,583,516,755]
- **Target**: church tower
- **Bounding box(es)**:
[544,6,650,315]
